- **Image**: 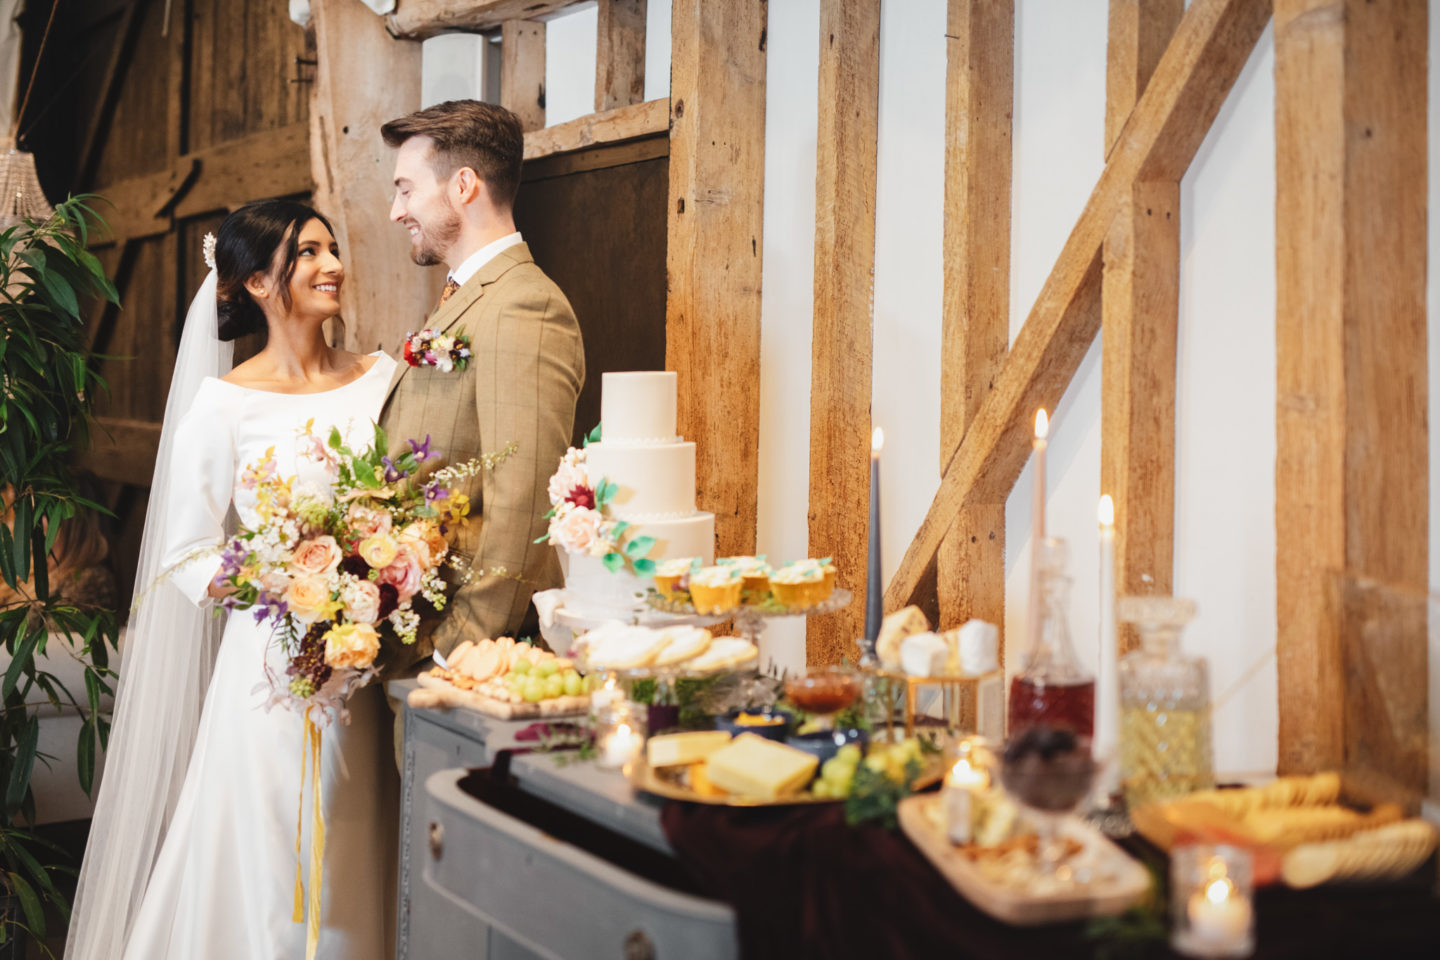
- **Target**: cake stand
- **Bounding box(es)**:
[645,587,854,646]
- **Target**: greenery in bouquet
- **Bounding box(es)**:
[537,424,658,576]
[212,421,506,711]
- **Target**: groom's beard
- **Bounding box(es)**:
[409,203,463,267]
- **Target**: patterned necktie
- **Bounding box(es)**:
[437,277,460,309]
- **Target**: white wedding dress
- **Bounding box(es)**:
[121,352,398,960]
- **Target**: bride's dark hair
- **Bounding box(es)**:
[214,199,336,341]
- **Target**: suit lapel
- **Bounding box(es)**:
[382,244,536,409]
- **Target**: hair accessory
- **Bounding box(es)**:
[201,232,217,270]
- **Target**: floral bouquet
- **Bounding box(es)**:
[214,420,494,718]
[538,427,657,575]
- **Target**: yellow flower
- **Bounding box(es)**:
[285,575,340,624]
[358,533,399,569]
[323,622,381,670]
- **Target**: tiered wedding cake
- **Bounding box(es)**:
[555,372,715,619]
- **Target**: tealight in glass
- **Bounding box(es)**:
[594,699,647,772]
[1171,844,1255,958]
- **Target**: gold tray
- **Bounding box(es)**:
[628,757,839,807]
[629,755,946,808]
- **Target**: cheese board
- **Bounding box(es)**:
[898,793,1150,926]
[410,672,590,720]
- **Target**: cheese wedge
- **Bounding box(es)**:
[703,733,818,800]
[646,730,733,768]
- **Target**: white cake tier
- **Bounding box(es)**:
[559,511,715,619]
[585,440,697,520]
[600,371,678,443]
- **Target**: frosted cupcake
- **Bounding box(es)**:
[689,564,744,614]
[719,555,773,605]
[653,557,702,601]
[769,560,834,610]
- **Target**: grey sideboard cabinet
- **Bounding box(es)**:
[392,681,740,960]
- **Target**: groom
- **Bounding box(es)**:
[377,100,585,668]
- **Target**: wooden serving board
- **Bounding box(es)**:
[628,758,839,807]
[411,673,590,720]
[898,794,1149,926]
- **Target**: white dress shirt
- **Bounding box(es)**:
[449,232,524,286]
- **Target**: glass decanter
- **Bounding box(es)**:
[1117,596,1214,809]
[1008,538,1096,740]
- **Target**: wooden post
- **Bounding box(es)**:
[502,20,546,132]
[595,0,646,114]
[310,0,442,354]
[936,0,1013,658]
[807,0,880,666]
[666,0,767,564]
[1274,0,1427,793]
[1102,0,1182,654]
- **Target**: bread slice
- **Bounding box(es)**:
[687,636,758,672]
[654,626,713,666]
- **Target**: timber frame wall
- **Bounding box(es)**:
[44,0,1426,791]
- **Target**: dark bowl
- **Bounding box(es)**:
[785,727,869,766]
[715,706,795,742]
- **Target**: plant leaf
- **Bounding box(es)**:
[601,552,624,574]
[633,558,656,577]
[624,535,656,559]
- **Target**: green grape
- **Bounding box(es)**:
[544,675,565,699]
[562,673,582,697]
[522,677,545,703]
[511,658,532,675]
[811,780,832,799]
[836,744,862,764]
[562,669,580,683]
[535,660,559,679]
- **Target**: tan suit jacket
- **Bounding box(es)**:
[378,243,584,665]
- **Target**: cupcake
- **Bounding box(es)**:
[688,565,744,614]
[769,560,834,610]
[653,556,701,601]
[816,556,836,591]
[719,555,773,605]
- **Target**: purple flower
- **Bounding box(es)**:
[381,455,406,483]
[408,435,435,463]
[425,484,450,504]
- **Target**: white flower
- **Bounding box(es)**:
[547,447,590,506]
[549,505,604,554]
[435,355,454,373]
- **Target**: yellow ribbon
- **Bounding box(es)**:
[293,710,326,960]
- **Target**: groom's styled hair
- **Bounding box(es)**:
[380,101,524,211]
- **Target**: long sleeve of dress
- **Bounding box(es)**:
[159,382,236,606]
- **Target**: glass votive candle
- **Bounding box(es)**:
[1171,844,1255,958]
[590,672,622,713]
[944,736,993,845]
[594,700,647,772]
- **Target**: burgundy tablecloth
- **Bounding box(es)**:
[659,799,1440,960]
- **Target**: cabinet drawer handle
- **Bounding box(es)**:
[624,929,654,960]
[428,821,444,860]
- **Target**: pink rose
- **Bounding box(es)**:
[346,503,392,540]
[289,536,342,577]
[547,449,589,506]
[551,505,603,554]
[377,544,424,601]
[343,579,382,624]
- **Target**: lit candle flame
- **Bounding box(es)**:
[1205,877,1234,905]
[872,426,885,453]
[1098,494,1114,528]
[1034,409,1049,441]
[616,722,632,738]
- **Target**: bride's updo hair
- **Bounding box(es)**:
[214,199,336,342]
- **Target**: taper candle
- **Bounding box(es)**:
[865,427,884,643]
[1096,495,1119,762]
[1027,410,1049,651]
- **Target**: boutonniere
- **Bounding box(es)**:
[402,328,472,373]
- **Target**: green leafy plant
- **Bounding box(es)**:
[0,197,122,950]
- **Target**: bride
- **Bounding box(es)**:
[66,200,396,959]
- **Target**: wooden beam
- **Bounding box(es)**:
[522,133,667,183]
[75,418,162,487]
[501,19,547,132]
[807,0,880,666]
[387,0,582,39]
[595,0,646,113]
[79,0,146,190]
[886,0,1270,613]
[1274,0,1427,795]
[92,123,313,245]
[310,0,442,355]
[936,0,1012,652]
[1102,0,1183,654]
[1106,0,1184,155]
[666,0,767,569]
[522,97,668,160]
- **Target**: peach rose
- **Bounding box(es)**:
[323,622,381,670]
[377,544,423,601]
[396,522,434,568]
[551,506,603,555]
[289,535,342,577]
[285,575,335,624]
[358,533,399,569]
[346,503,392,539]
[343,579,381,624]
